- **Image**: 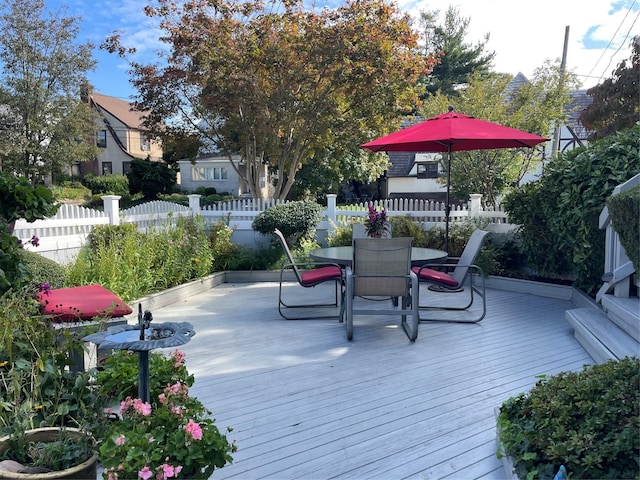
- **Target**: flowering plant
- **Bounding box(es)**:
[365,201,389,238]
[99,351,236,480]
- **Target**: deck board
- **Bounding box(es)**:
[149,280,593,479]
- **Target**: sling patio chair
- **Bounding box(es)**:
[411,229,490,323]
[274,228,344,321]
[344,237,419,341]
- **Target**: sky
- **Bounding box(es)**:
[48,0,639,102]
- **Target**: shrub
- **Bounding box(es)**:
[18,249,66,291]
[128,158,176,199]
[252,201,324,246]
[607,184,639,273]
[208,220,241,272]
[82,173,130,196]
[497,357,640,480]
[504,124,640,295]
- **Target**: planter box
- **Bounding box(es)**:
[495,407,519,480]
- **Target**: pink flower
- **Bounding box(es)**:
[184,418,203,440]
[115,434,126,446]
[161,464,175,478]
[138,466,153,480]
[158,393,167,405]
[172,349,185,367]
[132,398,152,416]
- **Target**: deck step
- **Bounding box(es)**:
[566,307,640,364]
[601,295,640,342]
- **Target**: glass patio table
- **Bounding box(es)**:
[310,245,447,268]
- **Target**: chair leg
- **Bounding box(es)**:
[346,274,354,340]
[278,276,344,321]
[418,275,486,324]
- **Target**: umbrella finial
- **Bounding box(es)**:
[448,105,454,112]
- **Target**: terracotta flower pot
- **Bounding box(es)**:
[0,427,97,480]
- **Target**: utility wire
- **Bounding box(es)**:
[586,0,637,79]
[596,8,640,83]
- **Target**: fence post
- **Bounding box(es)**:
[326,194,337,235]
[102,195,121,226]
[469,194,483,219]
[188,194,202,216]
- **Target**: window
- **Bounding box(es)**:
[97,130,107,148]
[140,134,150,151]
[417,162,439,179]
[102,162,112,175]
[191,166,228,181]
[123,162,132,175]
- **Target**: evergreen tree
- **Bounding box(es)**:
[419,6,495,98]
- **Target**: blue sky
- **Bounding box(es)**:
[47,0,639,101]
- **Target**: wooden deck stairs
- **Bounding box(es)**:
[566,293,640,364]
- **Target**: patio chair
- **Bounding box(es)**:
[274,228,344,321]
[412,229,490,323]
[345,237,419,341]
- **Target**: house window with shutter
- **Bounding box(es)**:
[417,162,439,179]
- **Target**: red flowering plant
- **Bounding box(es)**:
[365,201,389,238]
[98,350,236,480]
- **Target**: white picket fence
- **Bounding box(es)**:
[13,193,513,264]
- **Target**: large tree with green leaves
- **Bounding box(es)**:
[579,36,639,140]
[419,62,579,206]
[103,0,438,200]
[419,5,495,99]
[0,0,100,184]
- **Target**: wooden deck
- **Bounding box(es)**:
[151,280,593,480]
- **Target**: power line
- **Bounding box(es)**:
[586,0,637,79]
[596,8,640,83]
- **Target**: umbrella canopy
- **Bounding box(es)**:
[360,108,549,252]
[361,109,549,153]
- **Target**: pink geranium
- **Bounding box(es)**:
[138,466,153,480]
[184,419,203,440]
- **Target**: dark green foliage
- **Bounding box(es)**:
[252,201,324,246]
[97,350,194,402]
[127,157,176,199]
[607,184,640,273]
[82,173,130,196]
[18,249,66,290]
[497,357,640,480]
[504,125,640,295]
[0,173,58,294]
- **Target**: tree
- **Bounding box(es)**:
[103,0,438,200]
[419,62,578,206]
[0,0,100,184]
[579,36,640,140]
[128,157,176,200]
[419,5,495,98]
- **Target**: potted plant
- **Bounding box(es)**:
[97,349,236,479]
[365,201,390,238]
[0,289,108,478]
[496,357,639,480]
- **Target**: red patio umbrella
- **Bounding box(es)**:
[360,107,549,251]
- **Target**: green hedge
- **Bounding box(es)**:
[607,184,640,273]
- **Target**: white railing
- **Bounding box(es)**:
[13,193,513,264]
[596,173,639,303]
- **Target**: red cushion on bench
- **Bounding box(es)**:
[411,266,459,287]
[38,284,133,322]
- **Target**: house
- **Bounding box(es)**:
[79,92,163,177]
[382,74,594,200]
[178,155,274,198]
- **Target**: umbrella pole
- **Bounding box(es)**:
[445,148,451,253]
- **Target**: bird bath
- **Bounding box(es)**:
[83,305,195,403]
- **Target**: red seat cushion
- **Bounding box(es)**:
[411,266,459,287]
[300,266,342,286]
[38,284,133,322]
